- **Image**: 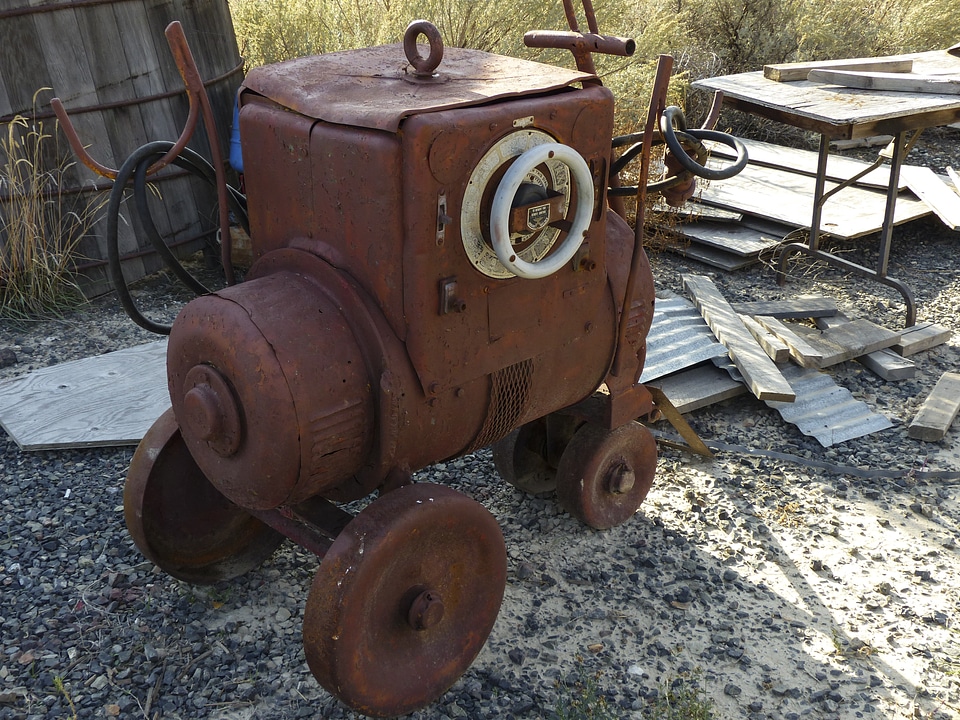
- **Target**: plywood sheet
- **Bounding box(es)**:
[671,220,785,257]
[706,137,899,190]
[0,341,168,450]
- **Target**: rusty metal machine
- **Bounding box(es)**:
[55,1,746,716]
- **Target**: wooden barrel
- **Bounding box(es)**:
[0,0,243,299]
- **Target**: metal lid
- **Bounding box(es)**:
[241,43,595,132]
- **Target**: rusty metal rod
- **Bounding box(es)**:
[610,54,673,379]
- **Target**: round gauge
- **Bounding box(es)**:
[461,129,571,279]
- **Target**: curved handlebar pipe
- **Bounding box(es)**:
[50,21,201,181]
[166,20,235,285]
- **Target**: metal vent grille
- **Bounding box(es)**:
[467,359,534,452]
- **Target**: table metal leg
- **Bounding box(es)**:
[775,131,917,327]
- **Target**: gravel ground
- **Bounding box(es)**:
[1,127,960,720]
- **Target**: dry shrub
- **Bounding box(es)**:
[0,108,101,319]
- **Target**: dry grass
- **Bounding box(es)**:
[0,101,102,320]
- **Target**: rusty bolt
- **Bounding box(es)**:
[607,462,635,494]
[181,365,242,457]
[407,589,445,631]
[183,384,222,441]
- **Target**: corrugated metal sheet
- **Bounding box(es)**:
[639,295,730,382]
[765,364,893,446]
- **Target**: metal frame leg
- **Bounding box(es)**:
[776,131,917,327]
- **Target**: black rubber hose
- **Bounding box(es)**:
[106,141,247,334]
[660,105,749,181]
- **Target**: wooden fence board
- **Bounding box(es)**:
[731,295,838,319]
[740,315,791,362]
[901,166,960,229]
[764,56,915,82]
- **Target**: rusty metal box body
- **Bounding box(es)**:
[238,45,617,405]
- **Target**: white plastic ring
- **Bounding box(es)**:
[490,142,594,280]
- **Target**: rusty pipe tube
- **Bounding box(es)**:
[523,30,635,59]
[168,20,236,286]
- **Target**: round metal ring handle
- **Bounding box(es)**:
[404,20,444,75]
[660,105,749,181]
[490,142,594,280]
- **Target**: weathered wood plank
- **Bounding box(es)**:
[648,363,747,414]
[0,341,168,450]
[754,316,826,368]
[900,166,960,229]
[731,295,838,319]
[740,315,791,362]
[857,348,916,380]
[682,274,796,402]
[807,69,960,95]
[908,372,960,441]
[893,322,953,356]
[813,313,916,379]
[764,57,915,82]
[947,166,960,195]
[791,319,901,367]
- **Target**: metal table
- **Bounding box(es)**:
[693,50,960,326]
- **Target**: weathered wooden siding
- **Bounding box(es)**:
[0,0,242,299]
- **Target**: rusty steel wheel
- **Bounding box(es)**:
[555,420,657,530]
[303,483,507,718]
[124,409,284,584]
[491,418,557,494]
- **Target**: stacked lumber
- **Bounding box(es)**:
[645,276,955,446]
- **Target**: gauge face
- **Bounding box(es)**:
[461,129,571,279]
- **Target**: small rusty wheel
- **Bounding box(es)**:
[124,409,284,584]
[555,421,657,530]
[303,483,507,718]
[491,418,557,494]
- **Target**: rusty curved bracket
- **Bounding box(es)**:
[52,22,201,180]
[51,20,234,284]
